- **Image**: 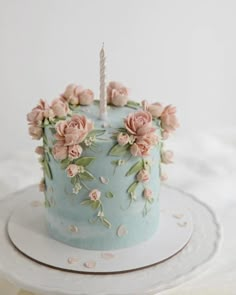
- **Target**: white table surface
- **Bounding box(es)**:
[0,130,235,295]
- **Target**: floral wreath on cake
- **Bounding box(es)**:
[27,81,179,225]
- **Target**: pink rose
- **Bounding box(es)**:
[51,98,69,118]
[161,105,180,132]
[64,115,94,145]
[161,150,174,164]
[107,81,129,107]
[35,146,44,155]
[136,169,150,183]
[143,188,153,200]
[55,120,68,139]
[68,145,83,159]
[124,110,156,137]
[79,89,94,105]
[130,141,150,157]
[147,102,164,118]
[29,126,43,140]
[44,108,55,120]
[66,164,79,177]
[63,84,83,105]
[52,142,68,160]
[27,99,49,125]
[39,179,46,192]
[117,133,130,146]
[89,189,101,201]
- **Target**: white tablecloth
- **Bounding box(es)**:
[0,130,235,294]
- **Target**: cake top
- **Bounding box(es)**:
[27,81,179,192]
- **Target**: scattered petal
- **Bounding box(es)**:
[67,257,79,264]
[172,213,184,219]
[177,221,187,227]
[101,252,115,260]
[84,260,96,268]
[68,225,79,233]
[99,176,109,184]
[30,200,43,207]
[117,225,128,237]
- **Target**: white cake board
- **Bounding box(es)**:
[0,185,221,295]
[7,191,193,273]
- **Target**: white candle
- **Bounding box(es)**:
[99,44,107,120]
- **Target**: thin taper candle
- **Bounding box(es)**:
[99,44,107,120]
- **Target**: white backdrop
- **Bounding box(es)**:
[0,0,236,157]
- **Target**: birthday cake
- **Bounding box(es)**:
[27,54,179,251]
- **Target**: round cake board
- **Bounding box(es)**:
[7,188,193,274]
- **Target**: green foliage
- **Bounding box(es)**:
[74,157,96,167]
[79,170,95,180]
[109,144,130,156]
[127,181,139,193]
[43,160,52,179]
[106,192,114,198]
[126,160,143,176]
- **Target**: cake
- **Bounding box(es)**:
[27,82,179,250]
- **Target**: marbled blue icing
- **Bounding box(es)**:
[44,103,161,250]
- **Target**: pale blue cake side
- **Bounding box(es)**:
[44,104,161,250]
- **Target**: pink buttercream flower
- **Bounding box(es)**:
[62,84,83,105]
[66,164,79,177]
[124,110,156,137]
[64,115,94,146]
[146,101,164,118]
[52,142,68,160]
[35,146,44,155]
[51,98,69,118]
[39,179,46,192]
[27,99,49,126]
[89,189,101,201]
[136,169,150,183]
[161,105,179,132]
[143,188,153,200]
[79,89,94,105]
[55,120,68,141]
[29,126,43,140]
[68,145,83,159]
[44,108,55,120]
[130,141,150,157]
[161,150,174,164]
[107,81,129,107]
[117,133,130,146]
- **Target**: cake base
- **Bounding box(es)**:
[7,187,193,273]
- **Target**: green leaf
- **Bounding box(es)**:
[127,181,139,193]
[43,160,52,180]
[60,158,71,169]
[71,176,77,186]
[109,144,130,156]
[106,192,114,198]
[126,160,143,176]
[79,170,95,181]
[44,199,51,208]
[126,100,140,109]
[80,199,93,206]
[74,157,96,167]
[88,129,106,137]
[43,118,50,126]
[101,218,112,228]
[91,200,101,210]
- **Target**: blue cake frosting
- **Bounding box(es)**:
[44,103,161,250]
